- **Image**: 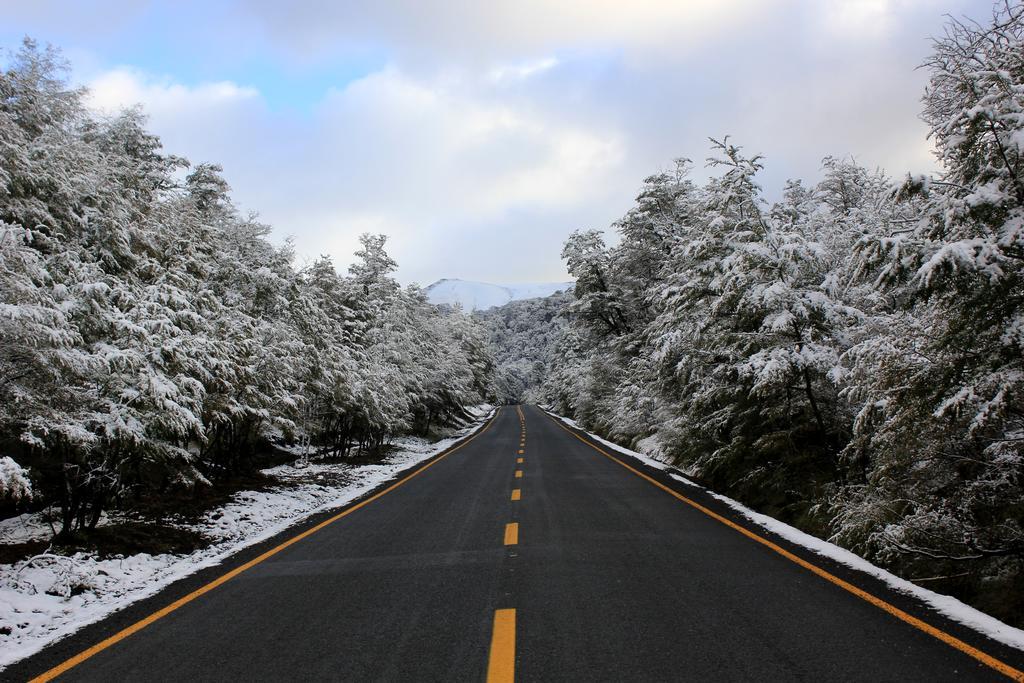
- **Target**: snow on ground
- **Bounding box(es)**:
[0,513,57,545]
[0,405,494,671]
[541,407,1024,652]
[0,511,120,546]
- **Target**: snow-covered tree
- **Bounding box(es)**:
[832,3,1024,579]
[474,290,570,403]
[0,40,494,538]
[534,3,1024,624]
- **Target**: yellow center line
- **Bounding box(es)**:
[28,410,504,683]
[514,470,523,479]
[544,412,1024,682]
[511,489,521,501]
[516,457,523,464]
[504,522,519,545]
[486,609,516,683]
[517,449,524,454]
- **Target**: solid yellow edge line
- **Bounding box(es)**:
[29,408,503,683]
[504,522,519,546]
[544,411,1024,682]
[511,489,521,501]
[486,608,516,683]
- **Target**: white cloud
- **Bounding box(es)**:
[82,65,626,284]
[315,68,623,214]
[303,68,627,281]
[57,0,985,285]
[241,0,779,67]
[0,0,142,36]
[88,68,259,115]
[488,57,560,84]
[822,0,899,38]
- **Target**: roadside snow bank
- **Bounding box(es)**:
[0,405,494,670]
[541,407,1024,652]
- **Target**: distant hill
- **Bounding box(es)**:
[425,278,573,311]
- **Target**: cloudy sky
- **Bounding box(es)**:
[0,0,992,285]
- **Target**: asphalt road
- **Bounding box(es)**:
[9,405,1024,682]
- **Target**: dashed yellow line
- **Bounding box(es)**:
[544,412,1024,682]
[494,407,523,681]
[28,410,504,683]
[486,609,516,683]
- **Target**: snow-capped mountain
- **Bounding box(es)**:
[425,278,573,311]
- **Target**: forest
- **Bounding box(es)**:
[0,41,494,539]
[473,290,570,403]
[504,4,1024,623]
[2,0,1024,634]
